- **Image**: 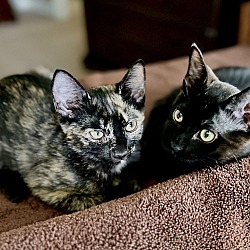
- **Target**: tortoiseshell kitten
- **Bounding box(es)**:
[0,60,145,212]
[141,43,250,182]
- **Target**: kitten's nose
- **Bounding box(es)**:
[171,142,184,153]
[111,146,128,161]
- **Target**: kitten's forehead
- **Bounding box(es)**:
[90,87,129,120]
[177,79,240,110]
[99,118,112,130]
[205,80,240,103]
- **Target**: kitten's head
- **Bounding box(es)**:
[52,60,145,176]
[162,43,250,168]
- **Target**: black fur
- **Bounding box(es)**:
[141,44,250,182]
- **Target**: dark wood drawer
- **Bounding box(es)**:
[83,0,241,70]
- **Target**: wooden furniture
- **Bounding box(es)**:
[0,0,15,22]
[83,0,243,70]
[238,1,250,44]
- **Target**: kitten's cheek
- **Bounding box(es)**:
[161,131,172,152]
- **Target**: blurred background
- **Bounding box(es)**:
[0,0,90,79]
[0,0,249,79]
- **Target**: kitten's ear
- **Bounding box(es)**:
[183,43,208,97]
[228,87,250,129]
[117,59,145,108]
[52,69,89,118]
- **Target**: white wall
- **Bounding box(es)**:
[9,0,70,20]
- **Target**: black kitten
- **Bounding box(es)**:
[0,60,145,212]
[141,43,250,182]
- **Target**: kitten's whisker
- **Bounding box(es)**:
[233,155,239,163]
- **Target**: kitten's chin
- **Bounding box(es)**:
[171,153,218,169]
[161,145,217,168]
[111,160,127,174]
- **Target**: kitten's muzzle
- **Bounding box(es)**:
[171,142,185,153]
[162,140,185,157]
[110,145,128,162]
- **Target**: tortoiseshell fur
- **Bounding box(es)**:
[0,60,145,212]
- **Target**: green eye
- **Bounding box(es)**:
[125,120,137,132]
[173,108,183,123]
[199,129,216,143]
[89,130,104,139]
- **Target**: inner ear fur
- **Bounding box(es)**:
[229,87,250,128]
[183,43,218,98]
[183,43,207,97]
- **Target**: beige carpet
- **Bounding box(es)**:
[0,0,93,80]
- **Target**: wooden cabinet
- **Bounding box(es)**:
[0,0,15,22]
[83,0,243,70]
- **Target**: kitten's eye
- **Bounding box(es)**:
[173,109,183,123]
[199,129,216,143]
[125,120,137,132]
[89,130,104,140]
